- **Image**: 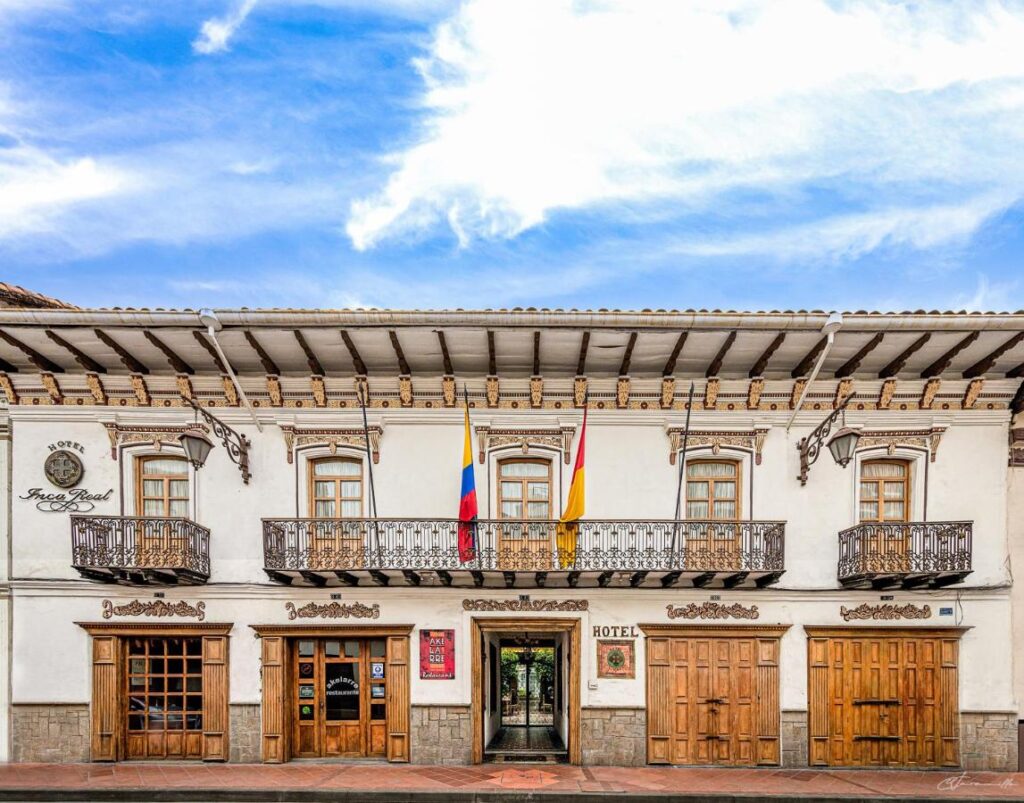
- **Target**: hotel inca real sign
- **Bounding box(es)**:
[21,441,113,513]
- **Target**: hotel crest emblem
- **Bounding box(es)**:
[45,449,84,489]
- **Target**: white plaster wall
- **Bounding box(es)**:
[10,586,1014,715]
[1009,465,1024,718]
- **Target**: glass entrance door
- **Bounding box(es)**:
[292,638,387,758]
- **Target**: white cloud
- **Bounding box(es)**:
[347,0,1024,254]
[193,0,258,55]
[952,274,1020,312]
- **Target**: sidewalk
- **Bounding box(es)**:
[0,762,1022,802]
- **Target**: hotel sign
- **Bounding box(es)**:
[21,441,113,513]
[419,629,455,680]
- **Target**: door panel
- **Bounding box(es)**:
[808,635,958,767]
[651,635,779,766]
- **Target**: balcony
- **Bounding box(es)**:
[837,521,972,589]
[71,515,211,585]
[262,518,785,589]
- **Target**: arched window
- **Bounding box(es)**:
[859,460,910,523]
[136,456,189,517]
[308,458,363,518]
[685,460,739,521]
[498,459,551,520]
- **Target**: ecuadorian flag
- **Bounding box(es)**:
[556,404,587,568]
[458,395,478,562]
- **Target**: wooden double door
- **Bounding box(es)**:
[292,638,388,758]
[808,631,960,767]
[646,630,782,766]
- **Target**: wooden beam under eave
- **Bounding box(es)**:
[487,330,497,376]
[436,331,454,376]
[834,333,884,378]
[193,330,233,374]
[706,331,737,378]
[791,337,828,378]
[0,329,63,373]
[1009,361,1024,379]
[619,332,638,377]
[879,333,930,378]
[0,353,17,373]
[45,330,105,373]
[340,330,368,376]
[388,330,411,376]
[95,329,148,374]
[244,331,280,376]
[532,331,542,376]
[663,332,687,376]
[748,333,785,378]
[921,332,979,378]
[1011,380,1024,415]
[962,332,1024,378]
[143,331,194,374]
[576,331,590,376]
[294,330,326,377]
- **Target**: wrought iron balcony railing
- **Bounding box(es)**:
[837,521,972,589]
[262,518,785,589]
[71,515,211,585]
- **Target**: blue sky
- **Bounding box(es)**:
[2,0,1024,312]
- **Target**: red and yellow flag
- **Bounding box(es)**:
[556,405,586,568]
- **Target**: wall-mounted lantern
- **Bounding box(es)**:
[179,425,215,471]
[184,397,252,484]
[797,393,858,485]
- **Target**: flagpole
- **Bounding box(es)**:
[670,382,696,559]
[358,381,382,566]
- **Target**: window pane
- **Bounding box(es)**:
[712,501,737,519]
[860,501,879,521]
[712,481,735,500]
[144,458,187,476]
[344,641,360,657]
[686,501,709,518]
[501,501,523,518]
[688,462,736,478]
[339,501,361,518]
[143,499,165,516]
[314,481,335,497]
[169,480,189,498]
[501,481,522,500]
[501,462,548,477]
[370,640,386,657]
[527,482,549,500]
[142,479,164,496]
[884,501,906,520]
[883,481,905,500]
[527,502,549,519]
[314,459,360,477]
[862,461,906,479]
[169,500,188,517]
[686,481,709,500]
[325,641,340,657]
[340,481,361,497]
[298,640,315,657]
[860,481,878,500]
[315,500,336,517]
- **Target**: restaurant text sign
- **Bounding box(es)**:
[419,629,455,679]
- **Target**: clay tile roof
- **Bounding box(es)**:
[0,283,77,310]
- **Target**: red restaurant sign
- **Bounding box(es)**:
[419,629,455,679]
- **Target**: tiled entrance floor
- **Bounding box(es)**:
[0,763,1022,800]
[486,725,565,753]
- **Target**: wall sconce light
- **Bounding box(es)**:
[797,393,859,485]
[184,397,252,484]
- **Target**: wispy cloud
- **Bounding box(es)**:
[193,0,258,55]
[347,0,1024,258]
[952,274,1021,312]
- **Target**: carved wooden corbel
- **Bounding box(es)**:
[529,376,543,408]
[877,379,896,409]
[919,378,940,410]
[616,376,630,409]
[130,374,150,405]
[574,376,587,408]
[834,378,854,408]
[746,378,764,410]
[399,375,413,407]
[222,375,239,406]
[703,378,720,409]
[176,375,194,402]
[86,373,107,405]
[442,376,456,407]
[266,376,283,407]
[660,376,675,409]
[311,376,327,408]
[486,376,499,408]
[962,378,984,409]
[0,373,18,404]
[41,372,63,404]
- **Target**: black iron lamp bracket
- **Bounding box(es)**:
[796,393,854,486]
[185,397,252,484]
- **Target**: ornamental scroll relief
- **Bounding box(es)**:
[840,603,932,621]
[666,428,770,466]
[475,425,576,465]
[103,423,210,460]
[855,428,946,463]
[102,599,206,621]
[285,601,381,620]
[280,424,383,465]
[462,599,589,612]
[666,602,760,620]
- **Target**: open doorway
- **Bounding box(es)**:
[471,618,581,764]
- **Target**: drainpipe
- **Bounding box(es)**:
[198,309,263,432]
[785,312,844,433]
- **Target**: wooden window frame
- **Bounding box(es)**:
[685,459,741,522]
[307,457,364,519]
[497,457,552,521]
[859,459,910,523]
[135,455,190,518]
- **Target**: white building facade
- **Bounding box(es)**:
[1,306,1021,770]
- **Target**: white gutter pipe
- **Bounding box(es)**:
[785,312,844,433]
[198,309,263,432]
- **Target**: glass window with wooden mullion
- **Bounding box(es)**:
[310,458,363,518]
[499,460,551,520]
[859,460,909,522]
[138,456,189,517]
[685,460,739,521]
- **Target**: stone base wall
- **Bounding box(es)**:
[230,704,261,764]
[13,704,90,763]
[581,707,646,766]
[781,710,808,768]
[411,705,472,765]
[961,712,1018,771]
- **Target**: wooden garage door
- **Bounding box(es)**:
[808,632,960,767]
[646,633,781,766]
